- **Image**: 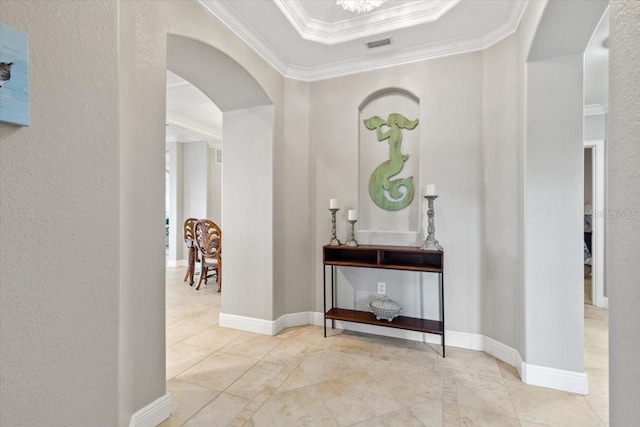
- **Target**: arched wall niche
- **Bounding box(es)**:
[357,88,421,246]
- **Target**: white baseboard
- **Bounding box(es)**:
[446,330,484,351]
[520,362,589,395]
[484,336,522,367]
[273,312,315,335]
[129,393,170,427]
[219,313,275,335]
[219,311,588,395]
[219,311,325,336]
[598,296,608,309]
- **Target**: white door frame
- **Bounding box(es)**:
[584,139,607,308]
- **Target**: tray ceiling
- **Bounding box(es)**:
[199,0,528,81]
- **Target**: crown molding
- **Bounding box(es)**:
[273,0,460,45]
[287,1,528,82]
[166,112,221,142]
[584,102,608,116]
[198,0,289,76]
[199,0,528,82]
[166,79,194,94]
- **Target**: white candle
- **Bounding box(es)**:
[330,198,338,209]
[348,209,357,221]
[425,185,437,196]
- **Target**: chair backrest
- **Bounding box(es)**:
[194,219,221,258]
[183,217,198,246]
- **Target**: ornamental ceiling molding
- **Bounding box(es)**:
[197,0,289,75]
[584,102,608,116]
[166,111,222,143]
[166,78,194,94]
[273,0,461,45]
[198,0,528,82]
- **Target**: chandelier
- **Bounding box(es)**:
[336,0,387,14]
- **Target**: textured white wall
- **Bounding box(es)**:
[608,1,640,424]
[525,54,585,372]
[0,1,120,425]
[207,147,222,225]
[168,140,185,263]
[278,78,313,316]
[584,148,593,208]
[183,141,209,219]
[585,114,606,140]
[480,33,521,350]
[222,107,274,320]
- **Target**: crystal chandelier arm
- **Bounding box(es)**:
[336,0,387,14]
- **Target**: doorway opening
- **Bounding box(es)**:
[165,70,223,274]
[163,33,275,384]
[583,141,606,308]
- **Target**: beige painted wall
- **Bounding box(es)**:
[207,146,222,225]
[481,33,521,351]
[221,106,275,320]
[0,1,120,424]
[608,0,640,423]
[525,53,585,372]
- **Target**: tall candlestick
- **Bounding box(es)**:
[421,195,443,250]
[330,198,338,209]
[328,208,341,246]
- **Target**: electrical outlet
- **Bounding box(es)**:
[377,282,386,295]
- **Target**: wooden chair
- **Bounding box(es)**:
[194,219,222,292]
[183,218,199,286]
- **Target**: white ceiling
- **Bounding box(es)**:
[167,0,608,143]
[166,70,222,145]
[199,0,528,81]
[584,8,609,109]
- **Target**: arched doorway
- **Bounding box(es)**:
[166,34,275,321]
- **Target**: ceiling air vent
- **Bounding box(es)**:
[366,37,392,49]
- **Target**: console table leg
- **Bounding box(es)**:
[331,266,335,330]
[440,269,445,357]
[323,265,327,337]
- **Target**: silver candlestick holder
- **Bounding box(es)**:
[421,195,443,250]
[328,208,342,246]
[345,219,359,247]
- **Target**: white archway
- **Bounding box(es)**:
[166,34,276,322]
[522,0,608,394]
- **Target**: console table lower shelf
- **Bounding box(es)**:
[323,244,445,357]
[325,308,444,336]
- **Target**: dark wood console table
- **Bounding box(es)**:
[323,244,445,357]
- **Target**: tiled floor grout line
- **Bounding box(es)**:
[165,268,609,426]
[226,340,316,427]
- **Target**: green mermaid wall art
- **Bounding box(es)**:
[363,113,419,211]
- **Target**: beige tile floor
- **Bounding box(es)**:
[162,267,609,427]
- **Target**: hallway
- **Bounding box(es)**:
[163,267,608,426]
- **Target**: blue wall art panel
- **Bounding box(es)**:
[0,23,29,126]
